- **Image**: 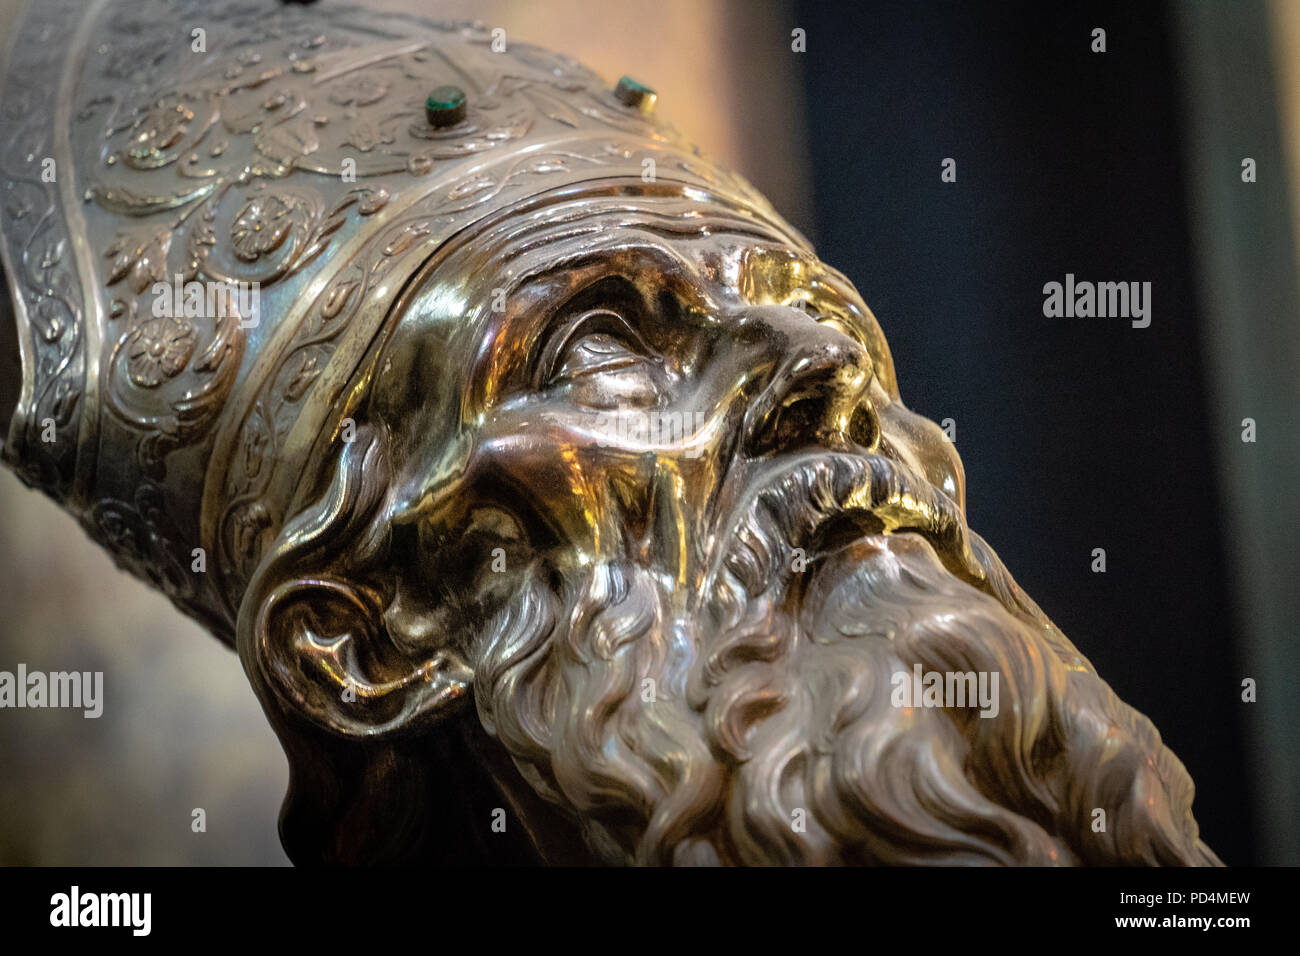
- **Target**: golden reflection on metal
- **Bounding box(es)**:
[0,0,1219,866]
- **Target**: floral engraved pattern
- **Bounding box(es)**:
[326,75,388,107]
[125,316,197,387]
[0,0,91,502]
[33,298,68,344]
[123,99,195,169]
[7,0,774,633]
[283,352,320,402]
[89,485,193,604]
[231,195,294,262]
[105,227,171,293]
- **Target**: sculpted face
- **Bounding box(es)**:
[0,0,1222,869]
[241,189,1217,866]
[380,191,966,604]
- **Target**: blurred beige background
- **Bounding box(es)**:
[0,0,811,864]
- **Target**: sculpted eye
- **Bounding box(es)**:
[552,332,644,382]
[536,308,660,407]
[537,308,653,386]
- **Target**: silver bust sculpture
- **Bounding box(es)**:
[0,0,1218,865]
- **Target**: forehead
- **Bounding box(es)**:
[501,228,823,311]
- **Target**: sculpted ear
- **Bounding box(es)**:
[236,425,472,738]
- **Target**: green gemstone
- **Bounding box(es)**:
[617,76,654,97]
[425,85,467,127]
[613,76,657,112]
[426,85,465,111]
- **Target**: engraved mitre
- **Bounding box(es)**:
[0,0,803,641]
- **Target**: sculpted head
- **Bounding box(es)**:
[1,1,1217,866]
[238,185,1216,865]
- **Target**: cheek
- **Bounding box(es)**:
[462,405,643,527]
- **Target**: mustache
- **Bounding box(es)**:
[704,450,986,609]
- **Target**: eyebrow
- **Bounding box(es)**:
[467,242,718,410]
[464,235,859,413]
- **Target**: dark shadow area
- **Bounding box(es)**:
[0,265,18,451]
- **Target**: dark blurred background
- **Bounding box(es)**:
[1,0,1294,865]
[790,0,1300,866]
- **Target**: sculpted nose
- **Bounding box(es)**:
[741,306,880,456]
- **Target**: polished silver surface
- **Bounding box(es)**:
[0,0,1219,865]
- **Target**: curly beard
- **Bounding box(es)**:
[472,452,1220,866]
